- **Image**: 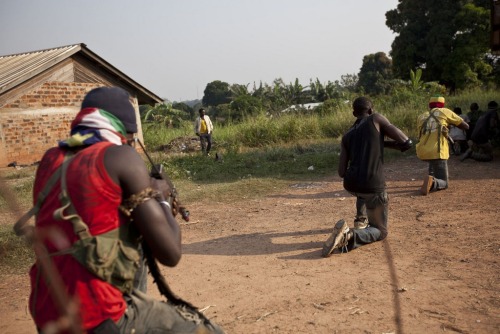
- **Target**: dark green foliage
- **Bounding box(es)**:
[202,80,232,107]
[386,0,492,90]
[229,95,263,122]
[172,102,194,119]
[357,52,393,95]
[309,78,355,102]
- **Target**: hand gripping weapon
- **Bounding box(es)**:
[134,139,219,332]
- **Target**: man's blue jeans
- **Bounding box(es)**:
[348,191,388,251]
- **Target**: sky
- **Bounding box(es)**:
[0,0,399,102]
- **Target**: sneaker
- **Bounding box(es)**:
[420,175,433,196]
[354,217,369,229]
[321,220,351,257]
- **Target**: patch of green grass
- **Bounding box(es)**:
[154,140,339,184]
[143,140,341,205]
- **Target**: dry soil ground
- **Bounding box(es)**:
[0,154,499,334]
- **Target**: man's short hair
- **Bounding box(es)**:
[470,102,479,111]
[352,97,372,114]
[487,101,498,110]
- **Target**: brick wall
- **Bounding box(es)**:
[0,82,100,166]
[0,110,76,166]
[0,82,144,167]
[2,82,97,109]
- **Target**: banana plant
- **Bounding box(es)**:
[141,102,188,128]
[410,68,424,92]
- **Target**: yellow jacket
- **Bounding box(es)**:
[416,108,464,160]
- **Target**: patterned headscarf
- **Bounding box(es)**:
[59,107,127,147]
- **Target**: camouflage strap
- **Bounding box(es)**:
[53,153,91,239]
[419,109,445,154]
[51,152,141,293]
[119,187,160,217]
[14,154,75,237]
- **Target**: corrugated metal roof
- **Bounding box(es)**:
[0,43,162,105]
[0,44,82,94]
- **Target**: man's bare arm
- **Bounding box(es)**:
[105,145,182,267]
[372,113,412,151]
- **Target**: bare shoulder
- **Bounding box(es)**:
[372,113,392,126]
[104,145,150,192]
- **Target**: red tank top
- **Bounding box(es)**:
[29,142,127,330]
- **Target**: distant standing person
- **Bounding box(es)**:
[460,100,499,162]
[194,108,213,156]
[416,96,469,195]
[321,97,412,258]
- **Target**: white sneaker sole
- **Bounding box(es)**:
[321,220,348,257]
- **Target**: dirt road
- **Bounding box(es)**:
[1,155,499,334]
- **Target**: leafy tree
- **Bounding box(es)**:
[387,69,446,98]
[172,102,194,119]
[386,0,492,90]
[339,74,358,93]
[356,52,393,95]
[202,80,231,106]
[230,83,250,99]
[309,78,353,102]
[230,95,263,121]
[285,78,310,104]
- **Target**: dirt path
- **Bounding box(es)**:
[1,155,499,334]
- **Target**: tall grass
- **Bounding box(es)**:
[143,87,497,185]
[372,89,499,139]
[144,88,499,155]
[142,121,192,149]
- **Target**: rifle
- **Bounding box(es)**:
[135,138,189,222]
[134,139,219,331]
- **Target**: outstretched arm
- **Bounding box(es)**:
[384,138,413,151]
[373,113,412,151]
[105,145,182,267]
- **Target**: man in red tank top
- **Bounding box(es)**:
[28,87,224,333]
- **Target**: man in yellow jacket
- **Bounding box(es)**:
[416,96,469,195]
[194,108,214,156]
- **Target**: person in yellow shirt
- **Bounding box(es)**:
[416,96,469,195]
[194,108,214,156]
